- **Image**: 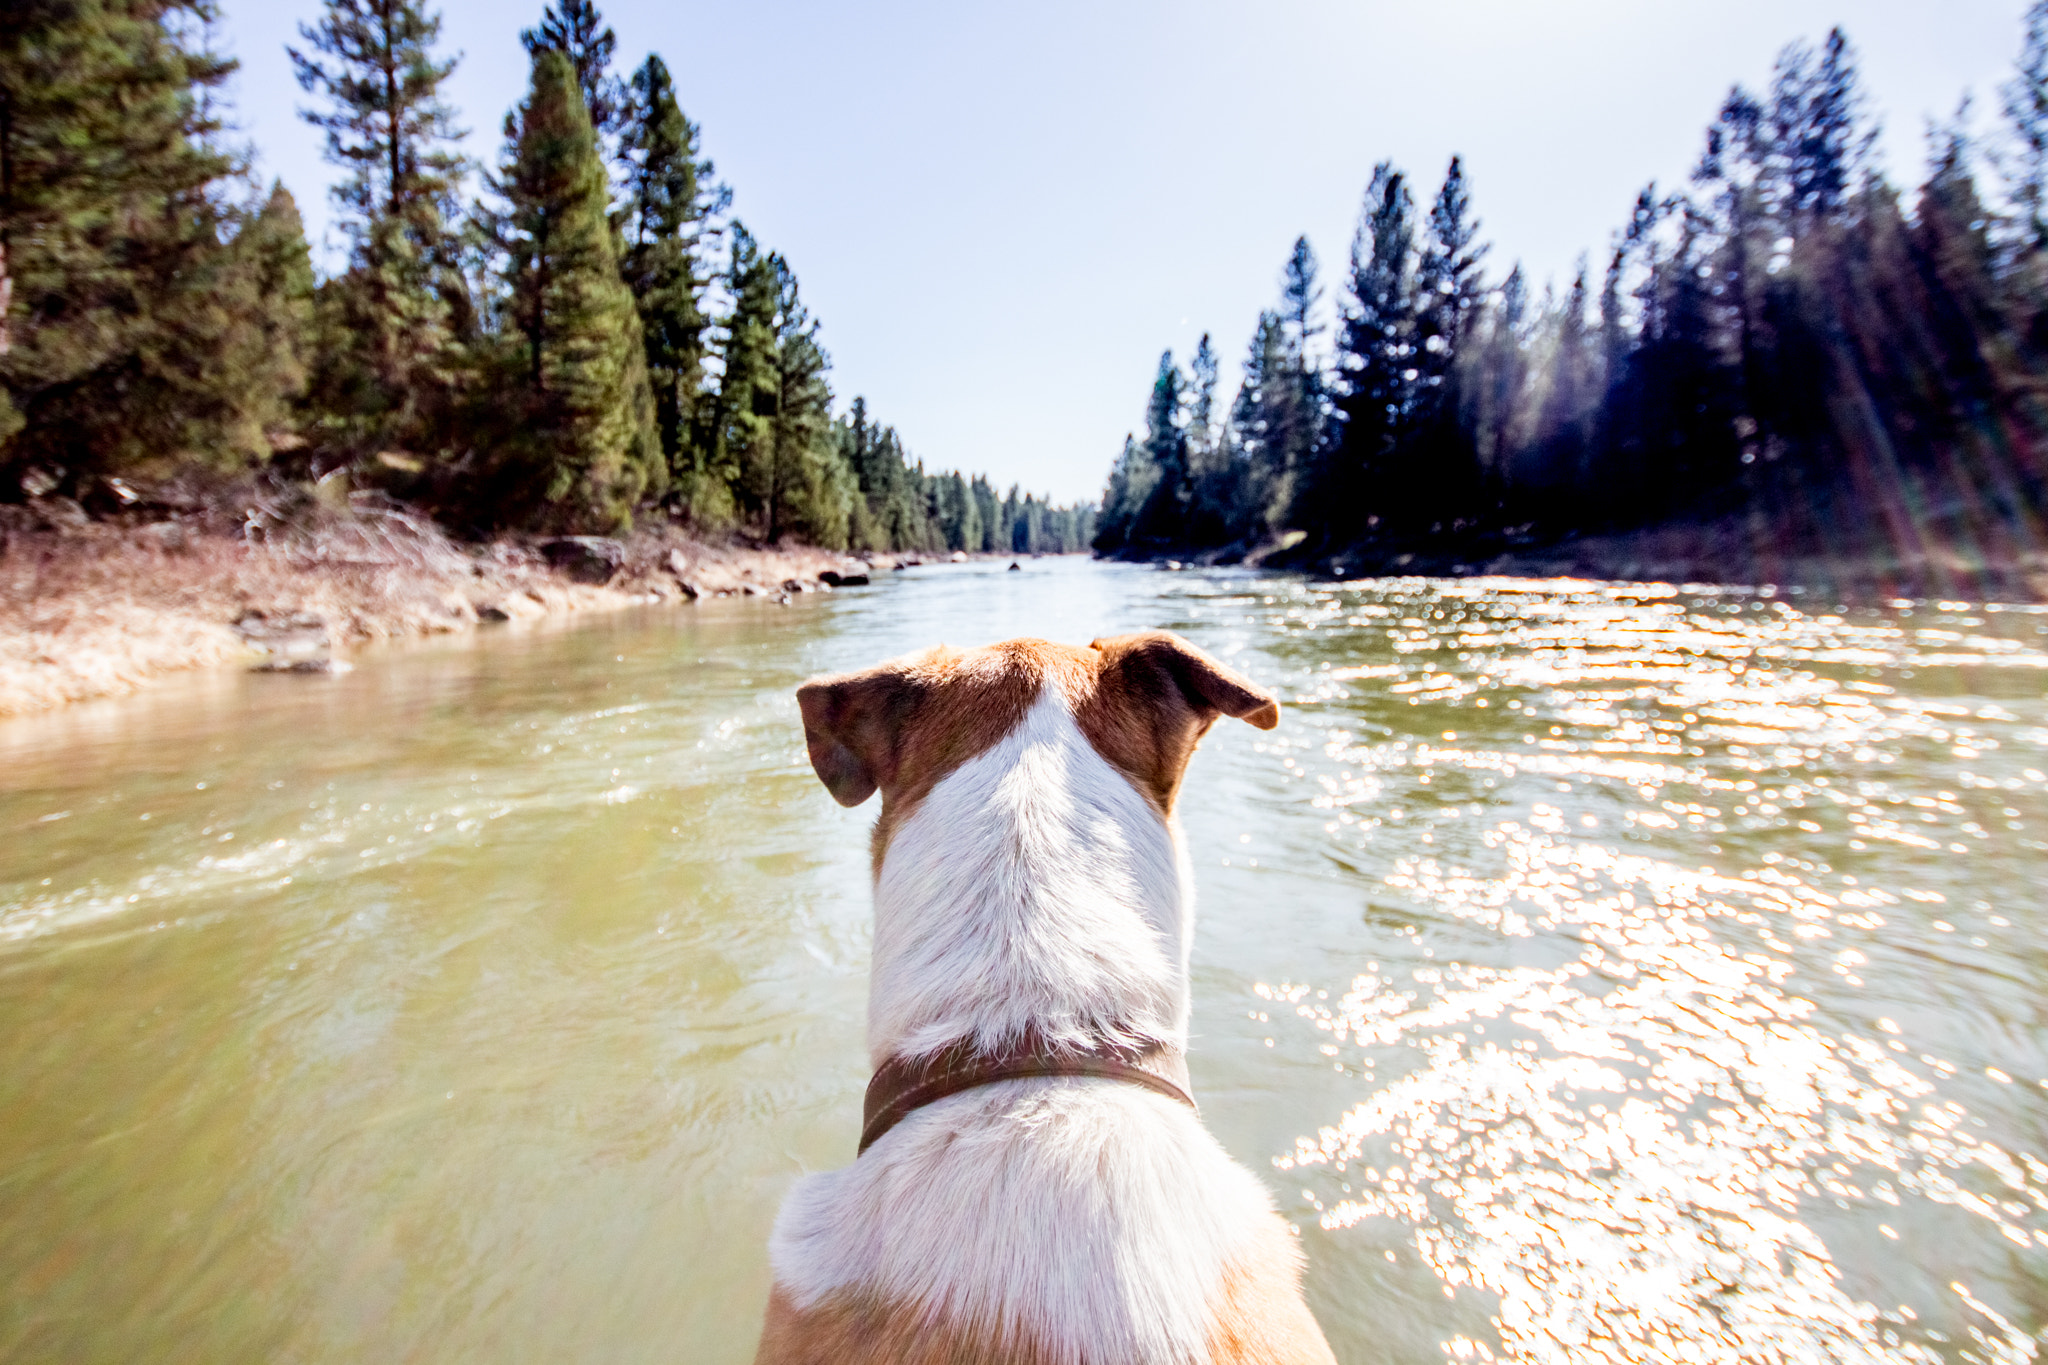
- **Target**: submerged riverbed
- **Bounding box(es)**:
[3,558,2046,1362]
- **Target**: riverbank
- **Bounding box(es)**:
[0,495,901,720]
[1149,517,2048,603]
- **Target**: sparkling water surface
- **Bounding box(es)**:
[2,559,2045,1362]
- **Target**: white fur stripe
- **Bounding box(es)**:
[867,688,1191,1064]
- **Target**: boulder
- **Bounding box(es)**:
[251,657,353,675]
[1007,561,1021,572]
[32,497,90,532]
[139,521,190,553]
[233,609,331,661]
[667,550,690,577]
[819,569,871,587]
[539,536,625,584]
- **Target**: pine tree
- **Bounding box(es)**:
[1186,333,1220,460]
[2004,1,2048,252]
[520,0,625,151]
[618,53,723,490]
[1095,433,1156,552]
[712,223,779,529]
[487,47,660,530]
[291,0,468,453]
[1405,157,1489,527]
[1414,158,1486,399]
[1129,349,1188,546]
[758,257,844,544]
[1774,29,1871,222]
[1468,262,1531,504]
[0,0,312,486]
[970,474,1000,552]
[1522,263,1598,508]
[1313,162,1416,538]
[207,183,318,457]
[1000,484,1022,552]
[1182,333,1236,544]
[1254,238,1325,535]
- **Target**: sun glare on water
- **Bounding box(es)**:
[1201,576,2048,1364]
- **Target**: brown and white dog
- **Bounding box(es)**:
[756,632,1338,1365]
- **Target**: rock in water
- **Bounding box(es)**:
[251,657,353,675]
[1007,561,1021,571]
[233,609,331,662]
[539,537,625,585]
[820,568,871,587]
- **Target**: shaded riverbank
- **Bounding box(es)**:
[0,496,905,719]
[1127,516,2048,605]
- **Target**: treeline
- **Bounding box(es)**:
[0,0,1093,553]
[1099,20,2048,575]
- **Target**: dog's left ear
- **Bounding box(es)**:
[796,665,924,807]
[1089,631,1280,731]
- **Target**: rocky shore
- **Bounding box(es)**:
[0,492,898,720]
[1155,518,2048,604]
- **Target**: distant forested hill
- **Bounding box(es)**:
[1096,21,2048,589]
[0,0,1092,554]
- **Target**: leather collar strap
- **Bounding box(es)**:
[859,1040,1196,1156]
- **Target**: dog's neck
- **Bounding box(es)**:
[865,689,1192,1067]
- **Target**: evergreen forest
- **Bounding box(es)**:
[0,0,1094,555]
[1096,18,2048,586]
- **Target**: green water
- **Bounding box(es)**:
[3,560,2046,1363]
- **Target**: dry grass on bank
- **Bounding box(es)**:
[0,495,888,720]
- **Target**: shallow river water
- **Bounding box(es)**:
[4,559,2048,1363]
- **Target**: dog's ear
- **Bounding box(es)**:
[1089,631,1280,731]
[796,665,926,807]
[1081,632,1279,811]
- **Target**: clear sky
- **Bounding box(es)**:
[217,0,2034,504]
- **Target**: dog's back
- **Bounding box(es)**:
[759,634,1336,1365]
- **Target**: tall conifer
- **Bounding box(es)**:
[759,259,844,544]
[489,47,660,530]
[1313,162,1416,537]
[619,53,723,488]
[2004,2,2048,251]
[520,0,625,151]
[711,223,779,527]
[292,0,468,451]
[0,0,309,485]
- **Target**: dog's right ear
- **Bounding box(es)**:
[796,667,924,807]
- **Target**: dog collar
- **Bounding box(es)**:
[858,1038,1196,1156]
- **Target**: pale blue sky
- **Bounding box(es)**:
[217,0,2033,503]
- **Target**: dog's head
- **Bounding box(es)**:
[796,632,1277,851]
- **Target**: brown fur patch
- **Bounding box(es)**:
[757,1255,1339,1365]
[1068,632,1280,817]
[1204,1227,1341,1365]
[798,639,1090,872]
[795,633,1281,865]
[756,1284,1051,1365]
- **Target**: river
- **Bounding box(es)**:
[2,558,2046,1363]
